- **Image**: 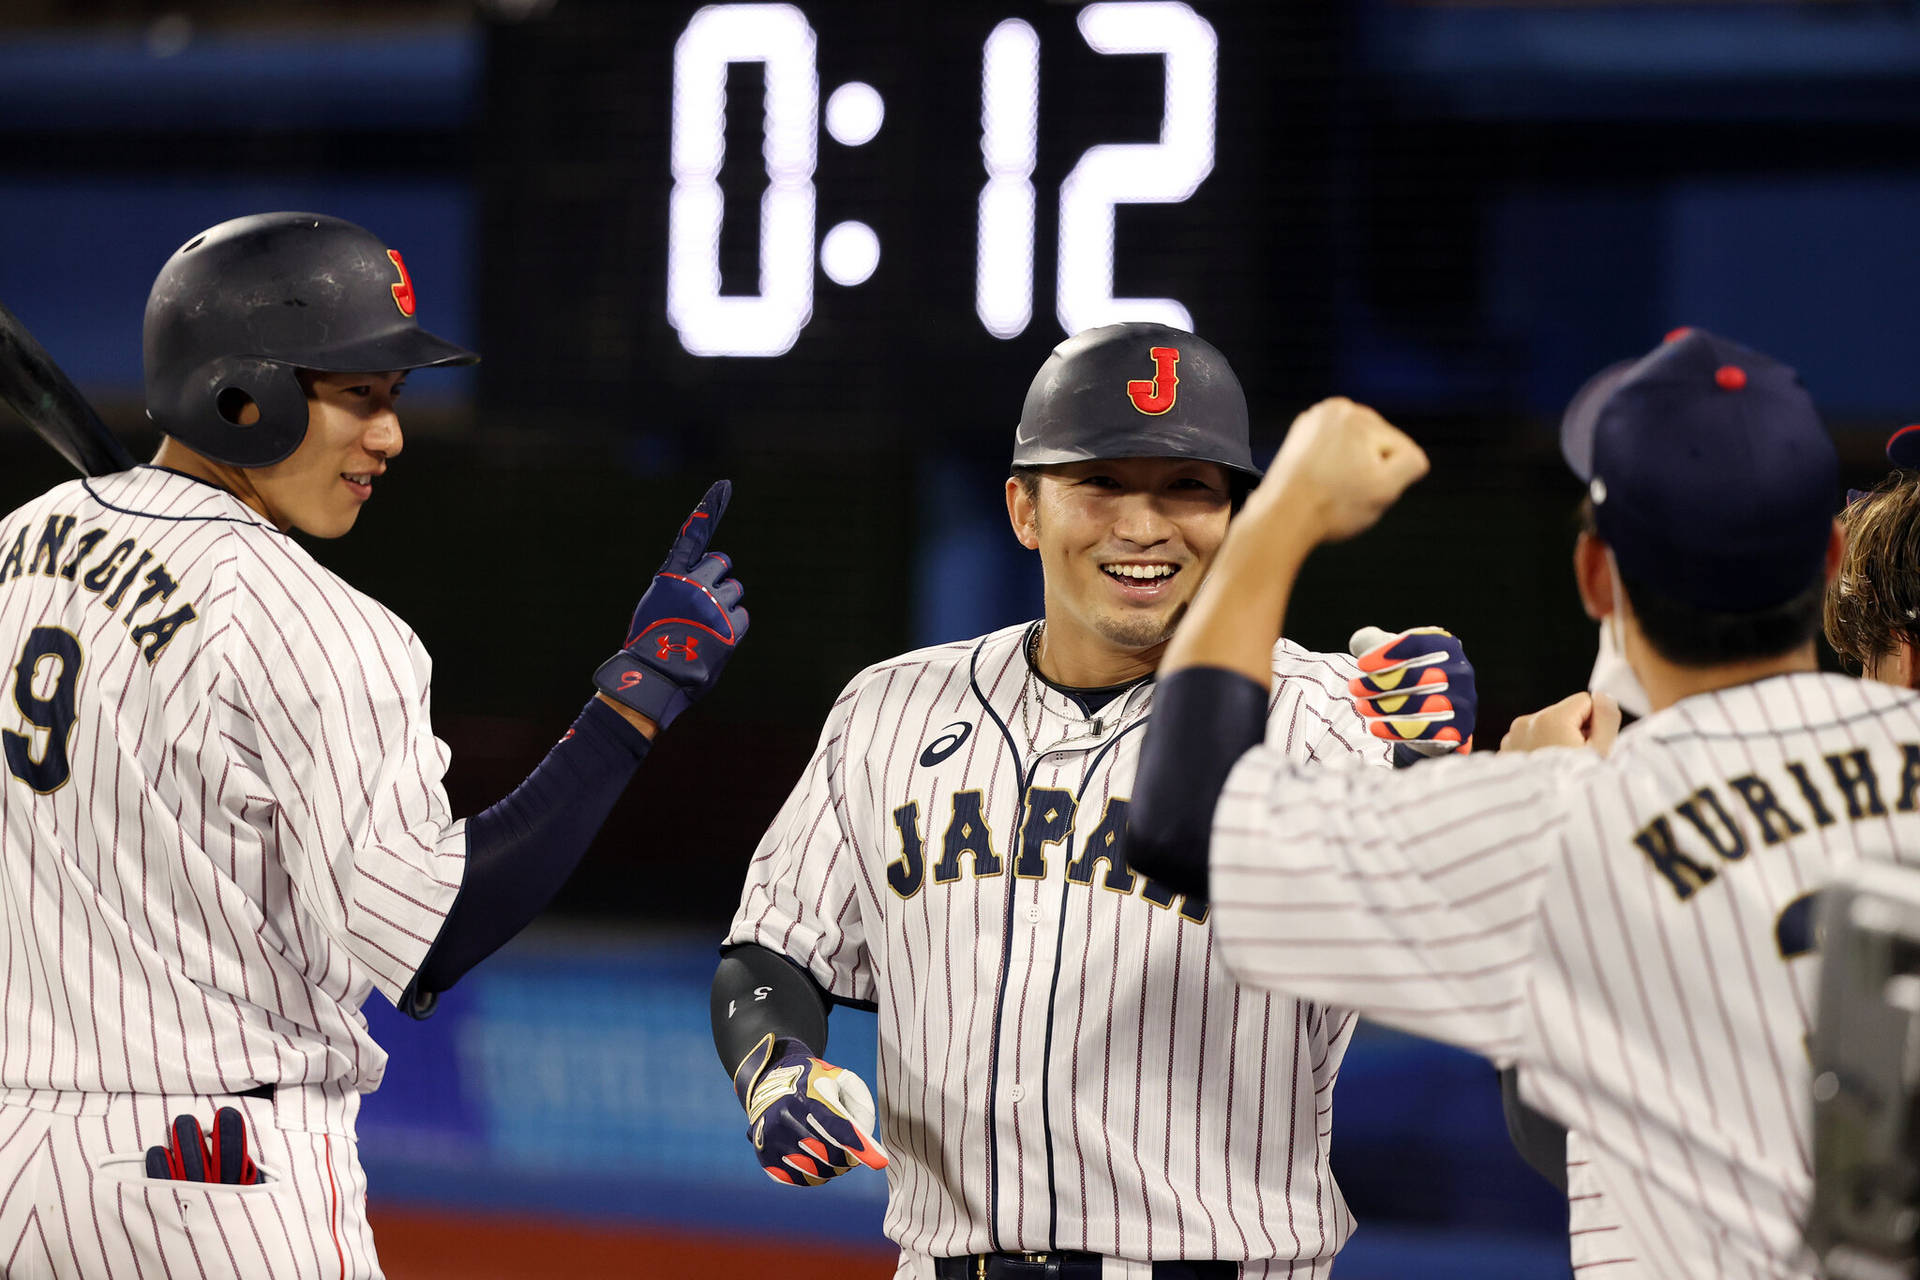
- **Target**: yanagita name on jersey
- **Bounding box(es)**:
[887,789,1208,923]
[0,514,199,664]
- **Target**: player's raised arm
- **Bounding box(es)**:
[1128,399,1429,897]
[1164,395,1430,683]
[396,480,748,1013]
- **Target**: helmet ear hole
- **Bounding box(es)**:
[215,387,261,427]
[173,358,308,467]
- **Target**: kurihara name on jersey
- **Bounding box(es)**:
[0,510,199,664]
[1632,737,1920,922]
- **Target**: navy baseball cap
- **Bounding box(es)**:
[1560,328,1838,613]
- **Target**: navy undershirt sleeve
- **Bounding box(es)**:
[1128,666,1270,900]
[400,697,650,1017]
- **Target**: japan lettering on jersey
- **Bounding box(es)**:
[1209,671,1920,1279]
[0,469,464,1130]
[729,622,1392,1277]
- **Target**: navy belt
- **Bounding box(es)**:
[235,1083,275,1100]
[933,1255,1238,1280]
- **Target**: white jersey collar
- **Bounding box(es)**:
[1625,670,1916,746]
[81,466,282,532]
[971,622,1155,758]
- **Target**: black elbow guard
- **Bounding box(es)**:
[711,943,832,1076]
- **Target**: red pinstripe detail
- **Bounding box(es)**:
[324,1135,344,1280]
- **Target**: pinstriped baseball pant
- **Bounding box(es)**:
[0,1092,381,1279]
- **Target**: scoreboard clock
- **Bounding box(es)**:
[477,2,1338,445]
[663,1,1221,355]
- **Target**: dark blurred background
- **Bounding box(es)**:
[3,0,1916,1275]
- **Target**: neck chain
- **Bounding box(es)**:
[1019,622,1048,752]
[1019,620,1139,753]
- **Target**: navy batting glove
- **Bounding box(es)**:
[144,1107,261,1184]
[732,1033,889,1186]
[1346,626,1478,762]
[594,480,749,730]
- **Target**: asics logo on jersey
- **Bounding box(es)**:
[656,634,699,662]
[919,722,973,767]
[1126,346,1180,415]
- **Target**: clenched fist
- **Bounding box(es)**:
[1255,397,1429,543]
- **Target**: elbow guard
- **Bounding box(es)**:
[711,943,832,1075]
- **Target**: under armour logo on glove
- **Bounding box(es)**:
[1347,625,1477,760]
[731,1032,889,1186]
[594,480,749,730]
[145,1106,262,1185]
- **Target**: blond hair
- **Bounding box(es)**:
[1826,472,1920,672]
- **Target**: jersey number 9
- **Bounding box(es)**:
[4,627,82,794]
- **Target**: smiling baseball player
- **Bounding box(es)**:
[1129,330,1912,1279]
[709,322,1475,1280]
[0,212,747,1278]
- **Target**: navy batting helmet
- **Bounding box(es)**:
[1012,322,1260,481]
[143,212,478,468]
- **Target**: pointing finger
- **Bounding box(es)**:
[660,480,732,575]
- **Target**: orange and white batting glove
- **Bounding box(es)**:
[1348,626,1476,760]
[732,1033,889,1186]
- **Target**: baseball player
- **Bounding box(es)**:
[1826,427,1920,688]
[709,322,1477,1280]
[0,212,747,1279]
[1803,434,1920,1276]
[1127,328,1900,1279]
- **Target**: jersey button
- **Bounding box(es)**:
[1023,904,1041,924]
[1009,1084,1025,1103]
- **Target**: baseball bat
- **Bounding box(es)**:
[0,297,136,478]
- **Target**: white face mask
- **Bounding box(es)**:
[1588,609,1651,719]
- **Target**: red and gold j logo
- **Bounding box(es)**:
[1126,347,1180,415]
[387,250,417,317]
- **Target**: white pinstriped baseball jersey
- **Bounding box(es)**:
[728,621,1393,1277]
[1210,670,1920,1279]
[0,467,465,1122]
